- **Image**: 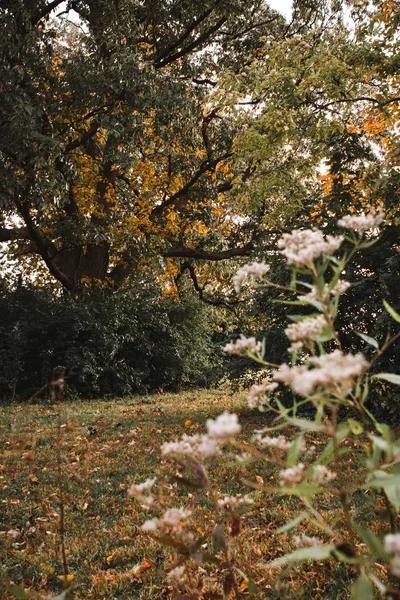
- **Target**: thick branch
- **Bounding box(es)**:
[0,227,28,242]
[151,152,232,217]
[17,202,74,291]
[155,16,227,69]
[155,1,223,64]
[65,120,100,153]
[177,261,239,312]
[31,0,65,25]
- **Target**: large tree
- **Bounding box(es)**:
[0,0,398,301]
[0,0,285,293]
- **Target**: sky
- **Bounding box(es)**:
[267,0,293,20]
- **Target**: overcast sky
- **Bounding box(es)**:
[267,0,293,20]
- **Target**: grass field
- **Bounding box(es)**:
[0,391,384,599]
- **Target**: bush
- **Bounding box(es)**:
[0,280,220,401]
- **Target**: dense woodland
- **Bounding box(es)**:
[0,0,399,405]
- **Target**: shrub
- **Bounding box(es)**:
[0,281,220,401]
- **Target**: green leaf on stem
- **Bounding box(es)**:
[383,300,400,323]
[351,573,374,600]
[348,419,363,435]
[352,523,384,558]
[265,544,335,568]
[355,331,379,349]
[277,512,309,533]
[373,373,400,386]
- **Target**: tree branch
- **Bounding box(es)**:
[31,0,65,25]
[0,227,28,242]
[155,16,228,69]
[151,152,233,217]
[177,261,239,312]
[155,1,223,64]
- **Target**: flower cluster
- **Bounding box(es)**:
[223,335,262,356]
[247,382,278,408]
[207,412,241,440]
[167,565,186,583]
[338,211,384,232]
[162,433,219,459]
[313,465,336,485]
[384,534,400,577]
[279,464,305,486]
[127,477,156,509]
[300,280,350,304]
[273,350,368,396]
[256,434,305,452]
[285,315,328,344]
[278,229,343,266]
[162,412,240,460]
[142,507,192,532]
[233,261,270,293]
[294,534,322,547]
[217,494,254,510]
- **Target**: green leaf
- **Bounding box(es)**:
[285,416,326,432]
[277,512,309,533]
[352,523,384,558]
[351,573,374,600]
[49,594,67,600]
[373,373,400,386]
[278,482,323,497]
[383,300,400,323]
[8,587,32,600]
[286,434,305,467]
[348,419,364,435]
[355,331,379,349]
[265,544,335,567]
[365,471,400,511]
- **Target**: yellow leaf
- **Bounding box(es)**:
[57,574,75,582]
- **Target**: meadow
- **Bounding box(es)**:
[0,391,377,600]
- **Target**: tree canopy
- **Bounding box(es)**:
[0,0,398,300]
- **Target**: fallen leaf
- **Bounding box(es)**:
[132,558,155,576]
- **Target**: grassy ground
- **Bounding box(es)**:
[0,391,384,599]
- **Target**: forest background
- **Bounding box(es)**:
[0,0,399,414]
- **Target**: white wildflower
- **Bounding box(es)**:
[161,508,192,527]
[294,534,322,547]
[313,465,336,485]
[285,315,328,343]
[278,229,343,267]
[256,434,297,451]
[162,433,219,459]
[217,494,254,509]
[206,412,241,440]
[299,284,330,303]
[223,335,262,356]
[390,556,400,578]
[161,436,197,457]
[338,211,384,232]
[273,351,368,397]
[128,478,156,508]
[196,435,220,458]
[331,280,351,295]
[247,382,278,408]
[141,518,159,532]
[167,566,186,583]
[384,534,400,555]
[279,463,305,486]
[288,342,303,353]
[233,261,270,293]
